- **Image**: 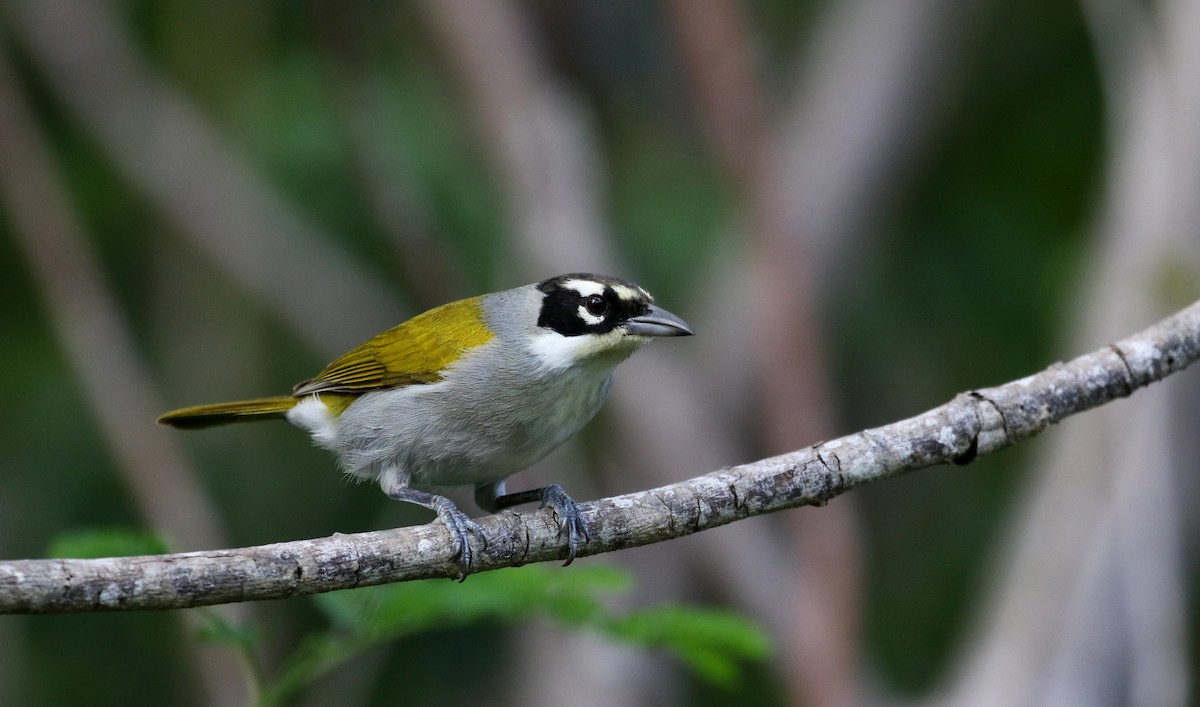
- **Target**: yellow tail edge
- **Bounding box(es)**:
[157,396,297,429]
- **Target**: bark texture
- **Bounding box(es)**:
[3,300,1199,614]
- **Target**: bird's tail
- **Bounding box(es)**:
[157,396,297,429]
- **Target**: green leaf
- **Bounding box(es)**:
[271,565,770,702]
[312,564,631,638]
[257,634,362,707]
[194,610,259,651]
[606,605,772,686]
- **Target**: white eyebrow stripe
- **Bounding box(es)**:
[562,279,607,297]
[610,284,645,301]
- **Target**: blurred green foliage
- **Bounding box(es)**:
[233,565,769,706]
[47,528,170,559]
[838,1,1099,691]
[0,0,1113,704]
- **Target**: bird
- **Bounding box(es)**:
[158,273,693,576]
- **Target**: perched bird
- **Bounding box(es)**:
[159,273,693,574]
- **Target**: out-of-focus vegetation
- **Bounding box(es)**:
[2,0,1197,706]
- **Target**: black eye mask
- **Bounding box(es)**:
[536,275,650,337]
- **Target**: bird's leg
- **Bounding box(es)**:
[385,484,485,580]
[476,480,590,565]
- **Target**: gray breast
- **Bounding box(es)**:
[331,317,617,490]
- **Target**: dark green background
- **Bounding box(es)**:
[3,0,1187,705]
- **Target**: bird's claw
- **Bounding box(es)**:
[432,498,488,581]
[540,484,590,565]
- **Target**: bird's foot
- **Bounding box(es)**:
[386,485,487,580]
[481,482,590,566]
[538,484,590,566]
[429,495,488,580]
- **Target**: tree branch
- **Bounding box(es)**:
[4,300,1199,614]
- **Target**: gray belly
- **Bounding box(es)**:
[331,369,614,490]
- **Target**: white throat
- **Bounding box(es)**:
[529,329,641,371]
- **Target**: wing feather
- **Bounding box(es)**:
[293,297,493,396]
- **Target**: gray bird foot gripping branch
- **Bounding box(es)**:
[487,483,590,565]
[386,486,486,580]
[431,497,487,580]
[538,484,590,565]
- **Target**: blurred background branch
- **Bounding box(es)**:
[0,0,1196,705]
[3,0,404,351]
[940,1,1200,705]
[0,35,246,707]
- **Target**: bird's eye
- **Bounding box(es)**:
[585,294,608,317]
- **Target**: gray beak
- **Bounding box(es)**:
[626,304,695,337]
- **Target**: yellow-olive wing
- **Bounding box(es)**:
[292,297,493,396]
